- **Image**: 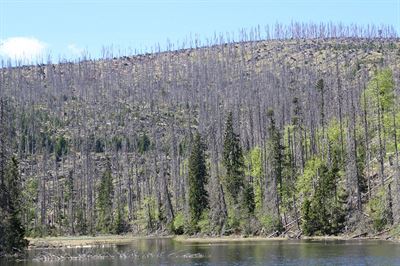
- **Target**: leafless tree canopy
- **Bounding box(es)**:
[0,22,399,236]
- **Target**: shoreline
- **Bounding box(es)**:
[27,235,173,249]
[27,234,397,249]
[173,235,395,243]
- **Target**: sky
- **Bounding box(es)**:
[0,0,399,63]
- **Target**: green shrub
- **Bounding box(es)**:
[367,188,391,232]
[226,206,241,233]
[198,211,211,234]
[173,212,185,235]
[135,197,157,233]
[259,214,283,233]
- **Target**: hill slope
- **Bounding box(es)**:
[1,37,400,238]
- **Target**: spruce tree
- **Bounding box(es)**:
[222,112,255,230]
[267,109,283,231]
[1,157,28,254]
[223,112,245,203]
[114,203,125,234]
[242,183,255,214]
[0,99,28,254]
[301,159,345,236]
[188,133,208,230]
[97,159,114,233]
[0,98,8,254]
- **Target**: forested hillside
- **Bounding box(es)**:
[1,24,400,245]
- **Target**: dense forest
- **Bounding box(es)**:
[1,23,400,254]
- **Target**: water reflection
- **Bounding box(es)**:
[3,239,400,266]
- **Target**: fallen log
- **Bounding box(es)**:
[372,229,390,237]
[351,232,368,239]
[267,231,279,238]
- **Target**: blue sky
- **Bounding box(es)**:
[0,0,399,62]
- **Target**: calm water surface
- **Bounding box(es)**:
[3,238,400,265]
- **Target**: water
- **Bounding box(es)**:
[3,238,400,265]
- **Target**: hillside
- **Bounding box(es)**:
[1,36,400,240]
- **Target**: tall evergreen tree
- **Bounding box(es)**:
[113,203,125,234]
[0,98,7,254]
[188,133,208,229]
[267,109,283,228]
[223,112,245,203]
[301,158,345,236]
[4,157,28,253]
[97,159,114,233]
[0,99,28,255]
[222,112,255,230]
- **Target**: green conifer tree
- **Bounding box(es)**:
[188,133,208,230]
[223,112,245,203]
[97,159,114,233]
[1,157,28,254]
[222,112,255,230]
[114,203,125,234]
[267,109,284,231]
[301,159,345,236]
[76,207,87,235]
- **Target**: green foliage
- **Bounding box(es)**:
[299,156,345,236]
[179,137,189,157]
[135,196,158,233]
[363,68,395,112]
[383,111,400,154]
[113,204,125,235]
[326,119,344,150]
[223,112,245,202]
[172,211,185,235]
[280,125,297,214]
[111,136,123,152]
[242,182,255,214]
[267,109,284,218]
[354,128,368,195]
[361,69,396,168]
[245,147,263,211]
[96,160,114,234]
[259,214,283,233]
[301,199,314,236]
[222,112,255,232]
[197,211,212,234]
[76,207,87,235]
[303,168,329,235]
[55,135,68,161]
[0,157,29,254]
[188,133,208,229]
[226,206,241,232]
[316,79,324,93]
[138,133,151,154]
[297,157,322,197]
[367,188,391,232]
[95,138,105,153]
[21,176,38,237]
[40,131,54,154]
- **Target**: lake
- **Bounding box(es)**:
[4,238,400,265]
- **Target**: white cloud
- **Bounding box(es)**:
[67,43,84,56]
[0,37,47,61]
